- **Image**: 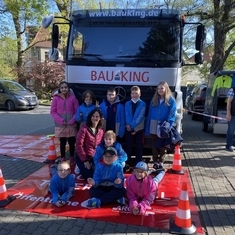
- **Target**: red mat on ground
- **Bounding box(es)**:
[5,165,204,233]
[0,135,61,162]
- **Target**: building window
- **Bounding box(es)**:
[45,51,49,60]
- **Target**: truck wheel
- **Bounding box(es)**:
[202,123,208,132]
[6,100,15,111]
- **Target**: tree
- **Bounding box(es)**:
[15,58,65,99]
[209,0,235,72]
[0,35,17,78]
[170,0,235,72]
[0,0,49,71]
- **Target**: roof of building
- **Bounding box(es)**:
[30,27,51,48]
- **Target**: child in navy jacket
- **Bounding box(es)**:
[99,87,125,138]
[87,147,126,208]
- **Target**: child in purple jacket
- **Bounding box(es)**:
[126,161,165,215]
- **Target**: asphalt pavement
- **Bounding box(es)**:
[0,106,235,235]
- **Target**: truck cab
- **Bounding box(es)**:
[42,8,205,144]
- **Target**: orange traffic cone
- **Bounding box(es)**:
[169,182,197,234]
[43,136,57,163]
[0,168,16,207]
[168,145,184,174]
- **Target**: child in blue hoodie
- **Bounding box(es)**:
[125,86,146,165]
[87,147,126,208]
[50,161,75,207]
[75,90,98,129]
[145,81,176,169]
[93,130,127,167]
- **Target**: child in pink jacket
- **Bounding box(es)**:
[126,161,165,215]
[50,81,79,165]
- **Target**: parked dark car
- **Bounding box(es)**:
[0,80,39,111]
[185,84,207,120]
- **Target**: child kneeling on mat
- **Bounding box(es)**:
[50,161,75,207]
[87,147,126,208]
[126,161,165,215]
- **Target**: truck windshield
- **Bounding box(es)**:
[68,21,181,64]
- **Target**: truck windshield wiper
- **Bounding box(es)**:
[74,53,110,65]
[116,55,163,64]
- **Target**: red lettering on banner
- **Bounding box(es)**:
[91,71,149,82]
[134,72,141,82]
[98,71,105,81]
[91,71,97,80]
[121,71,128,81]
[142,72,149,82]
[106,71,113,81]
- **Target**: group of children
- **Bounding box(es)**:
[49,80,177,215]
[50,155,165,216]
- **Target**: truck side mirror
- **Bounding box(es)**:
[52,24,59,49]
[195,25,206,51]
[194,52,204,64]
[42,15,54,29]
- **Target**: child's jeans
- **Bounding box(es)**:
[89,185,126,205]
[153,170,165,185]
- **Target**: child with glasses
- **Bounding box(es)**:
[49,161,75,207]
[86,147,126,208]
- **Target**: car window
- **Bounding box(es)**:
[194,87,200,95]
[201,88,207,98]
[2,81,26,91]
[191,87,196,95]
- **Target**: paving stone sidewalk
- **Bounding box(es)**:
[1,113,235,235]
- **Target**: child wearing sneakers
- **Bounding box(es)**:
[125,86,146,166]
[126,161,165,215]
[93,130,127,167]
[87,147,126,208]
[49,161,75,207]
[50,81,79,165]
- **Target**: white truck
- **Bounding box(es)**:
[42,8,205,144]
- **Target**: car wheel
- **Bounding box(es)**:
[202,123,208,132]
[6,100,15,111]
